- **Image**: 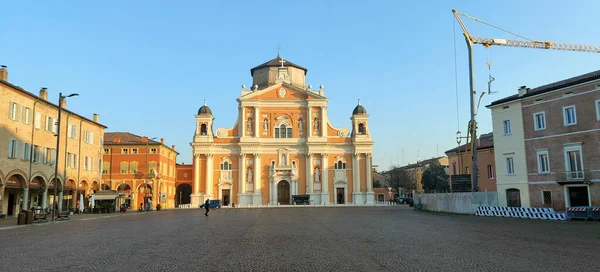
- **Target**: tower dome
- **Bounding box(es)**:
[352,99,367,115]
[198,99,212,115]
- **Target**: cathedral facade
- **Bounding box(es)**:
[189,56,374,206]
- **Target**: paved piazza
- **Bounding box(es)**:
[1,206,599,271]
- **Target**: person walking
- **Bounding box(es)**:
[204,199,210,216]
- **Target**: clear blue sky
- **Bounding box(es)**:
[2,1,599,170]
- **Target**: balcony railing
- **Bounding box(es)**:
[556,170,596,183]
[566,171,584,181]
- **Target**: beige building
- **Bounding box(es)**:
[189,55,375,206]
[487,96,530,207]
[445,133,497,193]
[0,66,106,217]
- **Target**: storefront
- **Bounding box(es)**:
[2,175,24,217]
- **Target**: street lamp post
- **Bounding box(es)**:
[145,137,157,211]
[52,92,78,221]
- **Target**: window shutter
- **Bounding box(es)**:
[22,144,26,160]
[8,102,14,120]
[22,107,26,123]
[73,125,78,139]
[15,141,20,159]
[90,157,94,171]
[75,154,78,169]
[67,125,72,138]
[90,132,94,144]
[35,112,41,129]
[15,104,21,121]
[52,118,58,134]
[8,140,13,158]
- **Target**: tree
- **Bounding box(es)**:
[373,179,382,188]
[422,162,450,193]
[385,167,414,197]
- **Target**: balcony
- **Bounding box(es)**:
[556,170,596,184]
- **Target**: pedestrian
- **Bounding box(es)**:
[204,199,210,216]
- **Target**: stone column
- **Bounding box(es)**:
[206,154,214,198]
[42,189,48,209]
[366,153,375,205]
[254,106,260,138]
[239,153,246,195]
[366,154,372,191]
[22,188,29,210]
[193,155,200,194]
[238,106,244,136]
[58,191,64,210]
[306,106,312,138]
[352,153,360,193]
[322,153,329,204]
[321,106,328,138]
[306,153,313,194]
[253,153,261,205]
[352,153,361,204]
[71,189,77,210]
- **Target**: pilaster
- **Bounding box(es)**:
[253,153,262,205]
[321,153,330,204]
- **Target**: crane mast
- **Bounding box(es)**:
[452,9,600,192]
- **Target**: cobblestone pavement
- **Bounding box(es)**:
[1,206,599,272]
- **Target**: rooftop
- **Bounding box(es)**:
[488,69,600,107]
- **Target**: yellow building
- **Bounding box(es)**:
[190,56,375,206]
[0,66,106,217]
[400,157,449,193]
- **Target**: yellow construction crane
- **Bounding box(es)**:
[452,9,600,192]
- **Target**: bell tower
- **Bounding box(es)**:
[194,99,214,142]
[350,99,370,141]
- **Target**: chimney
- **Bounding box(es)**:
[113,137,121,143]
[141,136,148,143]
[172,145,176,150]
[93,113,99,123]
[60,97,67,108]
[518,85,527,97]
[161,138,165,144]
[39,88,48,100]
[0,65,7,81]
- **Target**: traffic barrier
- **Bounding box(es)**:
[474,206,567,221]
[588,207,600,222]
[567,207,590,221]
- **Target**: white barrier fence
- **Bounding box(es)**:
[474,206,566,220]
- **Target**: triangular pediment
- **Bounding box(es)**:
[240,83,325,101]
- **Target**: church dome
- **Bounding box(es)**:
[198,99,212,115]
[352,100,367,115]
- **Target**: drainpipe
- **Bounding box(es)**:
[28,98,40,209]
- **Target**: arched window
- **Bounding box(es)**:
[220,161,231,170]
[335,160,346,170]
[200,124,207,135]
[377,194,384,201]
[358,123,365,134]
[275,124,292,138]
[280,124,286,138]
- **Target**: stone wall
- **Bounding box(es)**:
[415,192,498,214]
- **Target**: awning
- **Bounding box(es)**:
[93,194,119,200]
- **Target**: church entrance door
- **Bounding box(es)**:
[222,189,230,206]
[277,180,290,204]
[337,188,345,204]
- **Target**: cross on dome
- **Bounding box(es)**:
[204,99,207,106]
